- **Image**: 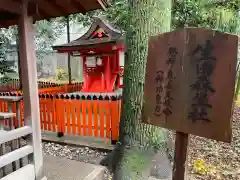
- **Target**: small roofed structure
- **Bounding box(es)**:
[53,17,125,93]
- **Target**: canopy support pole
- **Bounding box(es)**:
[67,16,72,85]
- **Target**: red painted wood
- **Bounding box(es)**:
[56,43,125,54]
[116,50,120,88]
[81,54,119,93]
[105,56,110,90]
[56,37,125,93]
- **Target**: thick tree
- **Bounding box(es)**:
[111,0,172,179]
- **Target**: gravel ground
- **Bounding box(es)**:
[42,142,113,180]
[187,107,240,180]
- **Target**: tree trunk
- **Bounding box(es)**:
[112,0,172,179]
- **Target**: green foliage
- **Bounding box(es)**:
[5,20,66,60]
[0,29,15,76]
[103,0,128,31]
[149,129,168,150]
[172,0,240,32]
[72,0,240,34]
[70,0,128,31]
[172,0,205,28]
[0,76,13,85]
[71,11,97,27]
[34,18,66,59]
[207,0,240,11]
[56,68,68,81]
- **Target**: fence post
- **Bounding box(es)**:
[50,94,56,132]
[110,95,118,145]
[56,94,64,138]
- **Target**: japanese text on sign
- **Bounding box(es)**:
[189,40,216,123]
[154,71,163,116]
[163,47,178,116]
[154,47,178,117]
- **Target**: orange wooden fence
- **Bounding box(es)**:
[0,93,121,142]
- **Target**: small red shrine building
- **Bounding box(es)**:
[53,17,125,93]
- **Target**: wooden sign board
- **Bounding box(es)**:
[142,28,238,142]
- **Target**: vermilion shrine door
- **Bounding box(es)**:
[81,54,119,93]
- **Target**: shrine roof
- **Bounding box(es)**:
[52,16,124,51]
[0,0,108,27]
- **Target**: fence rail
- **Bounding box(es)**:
[0,93,121,142]
[0,78,83,92]
[0,78,60,91]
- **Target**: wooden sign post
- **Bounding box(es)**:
[142,28,238,180]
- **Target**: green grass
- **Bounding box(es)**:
[121,148,153,179]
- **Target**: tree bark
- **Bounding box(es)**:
[112,0,172,179]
